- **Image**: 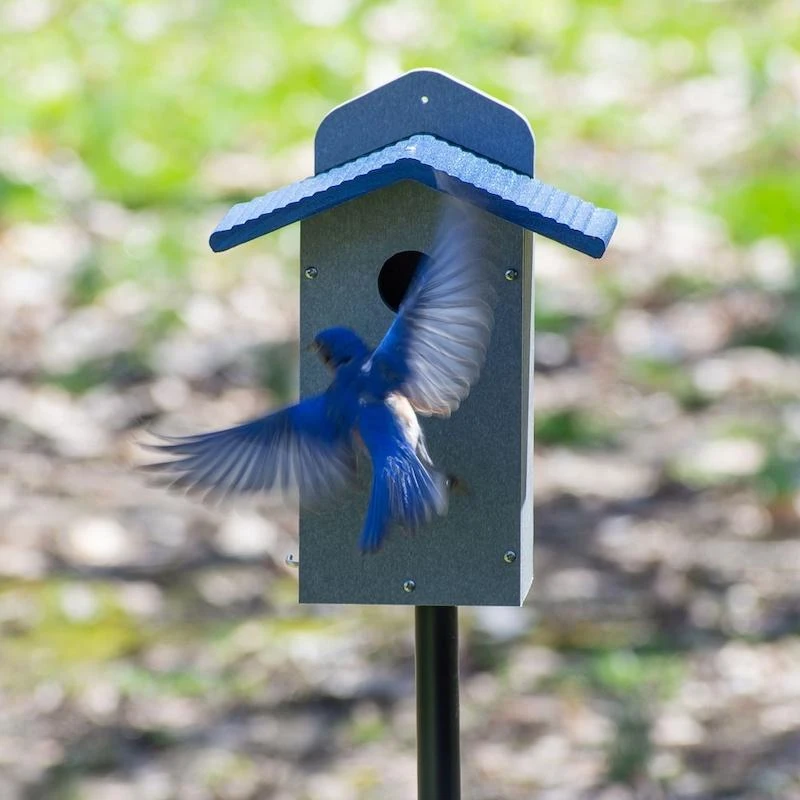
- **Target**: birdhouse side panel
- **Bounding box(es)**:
[520,229,535,603]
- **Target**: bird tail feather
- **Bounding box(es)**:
[359,448,447,553]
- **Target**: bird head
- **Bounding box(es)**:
[311,327,369,370]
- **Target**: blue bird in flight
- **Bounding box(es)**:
[147,199,496,552]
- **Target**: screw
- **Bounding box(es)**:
[402,579,416,593]
[304,266,318,280]
[504,269,519,281]
[285,554,300,568]
[420,95,429,104]
[503,550,517,564]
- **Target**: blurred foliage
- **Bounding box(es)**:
[716,174,800,251]
[2,580,146,675]
[627,357,711,411]
[534,408,617,448]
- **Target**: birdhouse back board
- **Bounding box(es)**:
[299,180,533,606]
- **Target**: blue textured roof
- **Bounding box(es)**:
[210,134,617,258]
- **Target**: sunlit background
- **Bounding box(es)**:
[2,1,800,798]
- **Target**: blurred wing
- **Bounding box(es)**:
[372,197,497,417]
[144,393,356,503]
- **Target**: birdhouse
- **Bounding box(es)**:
[209,69,616,607]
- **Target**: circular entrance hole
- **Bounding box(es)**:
[378,250,427,312]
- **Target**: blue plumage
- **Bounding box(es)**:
[147,198,496,551]
[357,399,447,552]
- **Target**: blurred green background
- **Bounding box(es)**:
[2,1,800,798]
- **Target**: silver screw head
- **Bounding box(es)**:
[503,550,517,564]
[504,269,519,281]
[402,579,416,593]
[304,266,318,280]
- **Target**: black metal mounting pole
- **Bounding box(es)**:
[415,605,461,800]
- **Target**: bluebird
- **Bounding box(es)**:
[146,199,496,552]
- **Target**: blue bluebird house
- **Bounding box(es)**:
[210,69,616,608]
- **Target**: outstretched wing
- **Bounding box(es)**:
[144,393,356,503]
[371,197,497,417]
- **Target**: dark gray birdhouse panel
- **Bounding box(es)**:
[314,68,535,174]
[299,181,533,606]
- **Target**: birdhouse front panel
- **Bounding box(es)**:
[299,180,533,606]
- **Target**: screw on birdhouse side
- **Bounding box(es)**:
[504,269,519,281]
[403,579,417,593]
[304,266,319,280]
[503,550,517,564]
